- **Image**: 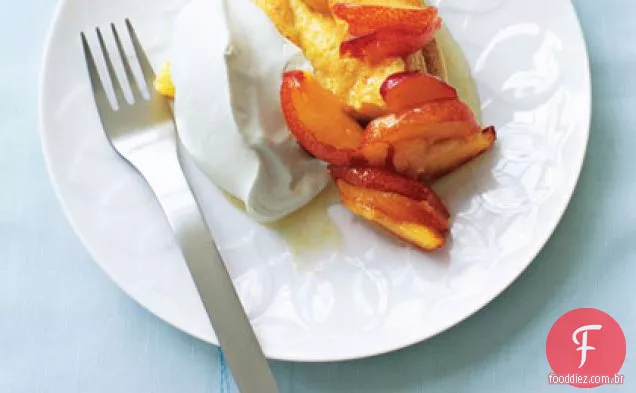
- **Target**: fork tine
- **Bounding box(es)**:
[125,19,156,88]
[111,23,143,102]
[81,32,113,112]
[96,27,125,107]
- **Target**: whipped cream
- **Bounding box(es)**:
[171,0,329,223]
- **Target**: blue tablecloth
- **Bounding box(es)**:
[1,0,634,392]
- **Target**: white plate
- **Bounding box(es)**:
[39,0,591,361]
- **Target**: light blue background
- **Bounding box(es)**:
[1,0,634,392]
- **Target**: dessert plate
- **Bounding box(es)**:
[40,0,590,361]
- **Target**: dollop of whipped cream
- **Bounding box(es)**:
[171,0,329,223]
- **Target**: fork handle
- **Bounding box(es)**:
[134,138,279,393]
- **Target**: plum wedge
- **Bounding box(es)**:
[334,178,448,251]
[381,71,457,112]
[330,166,449,219]
[280,70,364,165]
[332,3,439,36]
[391,126,497,182]
[340,20,441,64]
[362,99,479,145]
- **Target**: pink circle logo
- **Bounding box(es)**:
[546,308,626,388]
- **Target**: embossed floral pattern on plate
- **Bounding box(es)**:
[40,0,590,360]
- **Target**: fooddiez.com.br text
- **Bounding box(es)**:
[548,373,625,386]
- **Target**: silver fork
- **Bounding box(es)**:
[81,20,278,393]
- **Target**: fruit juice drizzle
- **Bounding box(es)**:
[224,185,343,255]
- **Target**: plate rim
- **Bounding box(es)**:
[38,0,592,362]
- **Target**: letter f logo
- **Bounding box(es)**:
[573,325,603,368]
